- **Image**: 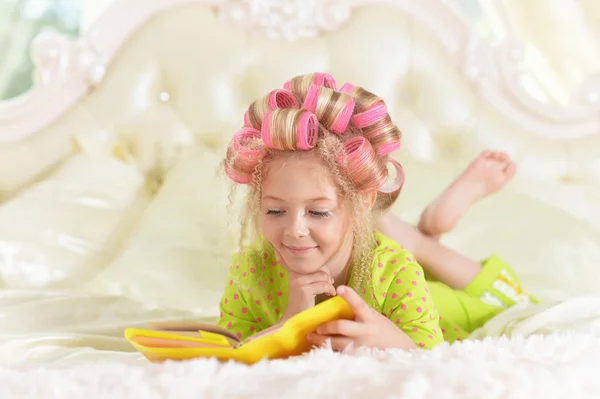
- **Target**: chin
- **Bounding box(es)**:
[283,256,324,275]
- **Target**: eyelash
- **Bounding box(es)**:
[266,210,331,218]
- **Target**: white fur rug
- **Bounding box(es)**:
[1,333,600,399]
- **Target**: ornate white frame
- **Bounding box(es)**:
[0,0,598,142]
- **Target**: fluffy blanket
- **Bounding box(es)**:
[1,333,599,399]
[2,294,600,398]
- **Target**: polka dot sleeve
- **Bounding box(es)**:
[216,254,260,342]
[380,258,444,349]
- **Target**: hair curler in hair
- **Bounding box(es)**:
[244,89,300,130]
[261,108,319,150]
[284,72,337,98]
[378,159,405,193]
[302,84,320,113]
[338,82,355,93]
[336,136,388,193]
[352,102,388,129]
[224,127,265,184]
[352,102,401,156]
[301,84,355,134]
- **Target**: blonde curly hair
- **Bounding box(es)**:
[223,72,404,290]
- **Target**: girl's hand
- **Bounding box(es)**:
[306,285,417,351]
[274,248,336,322]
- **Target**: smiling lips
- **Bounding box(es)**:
[284,245,317,255]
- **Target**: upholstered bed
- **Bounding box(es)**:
[1,0,600,397]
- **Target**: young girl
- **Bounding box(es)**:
[217,72,536,351]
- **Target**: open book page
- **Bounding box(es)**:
[146,319,287,348]
[148,321,239,343]
[240,323,282,345]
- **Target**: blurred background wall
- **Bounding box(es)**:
[1,0,599,107]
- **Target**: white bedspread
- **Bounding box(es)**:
[471,293,600,339]
[1,320,599,398]
[1,291,600,398]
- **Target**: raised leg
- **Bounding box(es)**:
[378,150,517,289]
[417,150,516,237]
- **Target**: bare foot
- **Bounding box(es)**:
[417,150,517,237]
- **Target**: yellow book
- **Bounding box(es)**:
[125,295,354,364]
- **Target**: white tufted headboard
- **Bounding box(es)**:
[0,0,599,308]
[0,0,599,222]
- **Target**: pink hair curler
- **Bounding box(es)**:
[338,83,356,93]
[330,97,355,134]
[375,141,401,157]
[262,109,318,150]
[302,84,319,113]
[336,136,384,193]
[296,112,319,149]
[351,102,388,129]
[378,159,405,193]
[261,111,275,149]
[284,73,337,92]
[225,165,253,184]
[225,127,264,184]
[314,72,337,90]
[337,136,367,163]
[268,89,299,109]
[232,127,263,157]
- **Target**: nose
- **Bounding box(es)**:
[285,212,309,238]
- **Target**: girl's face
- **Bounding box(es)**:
[260,152,352,278]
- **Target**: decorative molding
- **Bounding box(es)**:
[459,35,600,139]
[0,31,105,142]
[217,0,352,41]
[0,0,599,142]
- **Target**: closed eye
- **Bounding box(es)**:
[266,209,283,216]
[310,211,331,218]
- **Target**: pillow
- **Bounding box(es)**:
[85,144,241,314]
[0,137,150,289]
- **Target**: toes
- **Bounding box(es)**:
[492,151,508,162]
[483,150,511,163]
[503,162,517,178]
[481,150,492,158]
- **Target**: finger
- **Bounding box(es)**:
[306,332,327,347]
[307,333,355,352]
[337,285,373,320]
[316,320,363,337]
[319,267,334,284]
[294,270,334,286]
[320,265,332,280]
[328,336,356,352]
[306,281,336,297]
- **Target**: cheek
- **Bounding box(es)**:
[260,216,281,243]
[313,218,349,247]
